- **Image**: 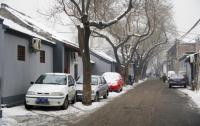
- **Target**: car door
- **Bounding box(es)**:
[68,75,75,100]
[101,77,107,95]
[98,77,105,96]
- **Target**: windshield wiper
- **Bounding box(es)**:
[77,82,83,84]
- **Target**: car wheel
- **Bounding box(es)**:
[169,84,172,88]
[24,102,32,110]
[94,93,99,102]
[61,96,69,110]
[71,93,77,104]
[120,87,123,92]
[117,87,122,93]
[103,91,108,99]
[184,84,187,88]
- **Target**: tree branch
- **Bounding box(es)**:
[86,0,91,14]
[90,0,133,29]
[91,30,122,64]
[70,0,82,15]
[82,0,85,14]
[62,0,81,20]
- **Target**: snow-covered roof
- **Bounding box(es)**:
[0,15,55,44]
[91,50,116,63]
[1,4,78,48]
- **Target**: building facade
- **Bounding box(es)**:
[0,4,82,106]
[90,50,116,75]
[167,40,200,74]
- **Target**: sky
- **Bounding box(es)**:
[1,0,200,43]
[172,0,200,42]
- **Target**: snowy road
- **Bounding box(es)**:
[0,81,143,126]
[71,79,200,126]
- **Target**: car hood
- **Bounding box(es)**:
[76,84,98,91]
[28,84,66,93]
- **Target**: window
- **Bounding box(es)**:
[17,45,25,61]
[101,77,106,84]
[40,50,45,63]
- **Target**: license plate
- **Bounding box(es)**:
[36,98,49,104]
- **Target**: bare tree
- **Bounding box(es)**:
[131,0,174,82]
[91,0,155,82]
[50,0,135,105]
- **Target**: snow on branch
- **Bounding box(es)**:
[90,0,133,29]
[142,31,168,60]
[92,30,115,48]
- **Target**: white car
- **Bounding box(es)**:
[25,73,76,110]
[76,75,109,102]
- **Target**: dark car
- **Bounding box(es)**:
[168,74,187,88]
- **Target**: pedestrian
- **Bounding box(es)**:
[162,73,167,83]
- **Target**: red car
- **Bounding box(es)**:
[102,72,124,92]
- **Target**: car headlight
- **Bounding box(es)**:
[27,91,36,95]
[51,92,64,96]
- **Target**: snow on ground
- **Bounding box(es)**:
[0,80,146,126]
[179,87,200,108]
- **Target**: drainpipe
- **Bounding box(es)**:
[0,78,2,118]
[0,18,4,118]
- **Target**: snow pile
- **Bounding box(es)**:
[179,88,200,108]
[2,106,36,117]
[0,79,145,125]
[0,118,18,126]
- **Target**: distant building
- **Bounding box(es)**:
[167,39,200,73]
[90,50,116,75]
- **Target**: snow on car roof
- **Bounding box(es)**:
[45,73,71,76]
[91,75,102,78]
[102,72,121,78]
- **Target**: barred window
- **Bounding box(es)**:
[17,45,25,61]
[40,50,45,63]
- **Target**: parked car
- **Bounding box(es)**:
[25,73,76,110]
[76,75,109,102]
[102,72,124,92]
[168,74,187,88]
[167,71,176,80]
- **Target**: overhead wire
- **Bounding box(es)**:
[178,18,200,40]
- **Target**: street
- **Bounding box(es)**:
[70,79,200,126]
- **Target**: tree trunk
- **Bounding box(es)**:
[77,25,92,105]
[134,67,142,83]
[123,64,129,85]
[141,63,148,79]
[116,63,127,84]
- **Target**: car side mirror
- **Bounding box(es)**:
[30,81,34,85]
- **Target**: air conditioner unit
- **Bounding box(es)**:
[32,38,41,51]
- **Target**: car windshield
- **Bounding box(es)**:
[103,73,121,83]
[35,74,67,85]
[170,74,184,79]
[77,76,98,85]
